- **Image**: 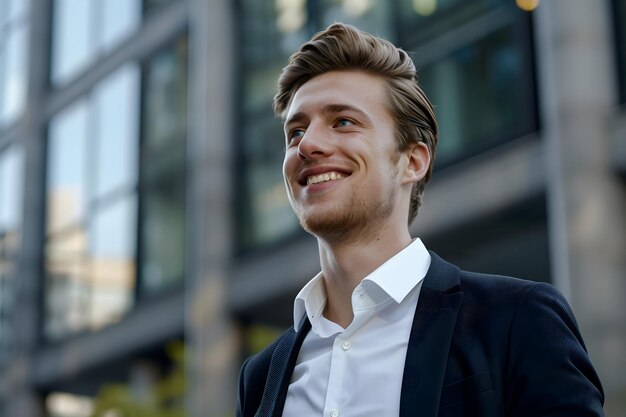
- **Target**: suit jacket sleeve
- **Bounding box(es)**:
[504,282,604,416]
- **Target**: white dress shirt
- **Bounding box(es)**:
[282,238,431,417]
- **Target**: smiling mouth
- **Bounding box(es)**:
[306,171,347,185]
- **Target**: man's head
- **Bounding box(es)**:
[274,23,438,224]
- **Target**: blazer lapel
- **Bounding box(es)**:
[400,252,463,417]
[256,317,311,417]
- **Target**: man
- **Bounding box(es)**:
[236,23,604,417]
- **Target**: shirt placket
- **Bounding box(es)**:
[322,293,377,417]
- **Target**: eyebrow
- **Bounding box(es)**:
[284,103,371,130]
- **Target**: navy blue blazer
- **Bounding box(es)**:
[236,252,604,417]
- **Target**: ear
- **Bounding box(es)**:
[401,142,430,186]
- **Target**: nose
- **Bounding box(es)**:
[297,121,333,161]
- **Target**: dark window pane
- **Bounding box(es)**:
[143,37,187,154]
[140,36,188,295]
[419,26,533,163]
[398,0,507,44]
[141,167,185,294]
[318,0,392,37]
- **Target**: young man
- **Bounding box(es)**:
[236,23,604,417]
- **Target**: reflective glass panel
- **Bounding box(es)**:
[0,24,27,124]
[45,229,89,339]
[398,0,507,44]
[89,197,136,329]
[419,26,530,163]
[141,167,185,294]
[99,0,140,52]
[93,64,140,198]
[0,147,23,233]
[51,0,140,84]
[51,0,93,84]
[140,36,187,294]
[143,37,187,153]
[47,99,89,233]
[318,0,392,37]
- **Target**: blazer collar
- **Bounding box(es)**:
[400,251,463,417]
[255,316,311,417]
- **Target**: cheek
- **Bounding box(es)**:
[282,152,298,183]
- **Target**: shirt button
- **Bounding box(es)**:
[341,340,351,351]
[330,409,340,417]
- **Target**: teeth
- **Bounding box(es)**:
[307,171,346,185]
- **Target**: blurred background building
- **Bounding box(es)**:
[0,0,624,416]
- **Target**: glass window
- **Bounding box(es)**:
[93,65,140,198]
[51,0,93,84]
[51,0,140,85]
[398,0,507,44]
[318,0,392,37]
[99,0,140,52]
[143,37,187,153]
[89,197,136,328]
[0,146,23,365]
[139,37,187,295]
[419,25,534,163]
[46,99,89,234]
[45,65,140,339]
[0,0,29,126]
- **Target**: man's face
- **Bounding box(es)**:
[282,70,409,241]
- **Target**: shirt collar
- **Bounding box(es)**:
[293,238,431,331]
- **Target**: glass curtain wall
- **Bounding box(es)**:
[45,65,140,340]
[51,0,141,85]
[44,34,188,340]
[0,0,29,126]
[237,0,537,251]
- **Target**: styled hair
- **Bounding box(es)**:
[274,23,438,224]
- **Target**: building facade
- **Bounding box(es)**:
[0,0,624,416]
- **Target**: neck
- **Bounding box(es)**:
[317,223,413,328]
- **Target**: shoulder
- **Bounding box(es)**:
[452,270,604,413]
[457,269,565,313]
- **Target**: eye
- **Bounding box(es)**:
[287,128,305,145]
[334,118,353,128]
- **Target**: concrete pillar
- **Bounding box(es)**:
[186,0,239,416]
[535,0,626,413]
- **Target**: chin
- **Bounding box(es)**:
[297,203,393,243]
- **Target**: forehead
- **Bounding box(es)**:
[286,71,390,119]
